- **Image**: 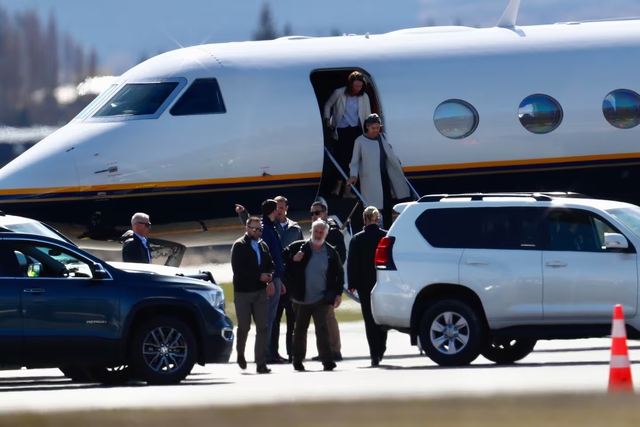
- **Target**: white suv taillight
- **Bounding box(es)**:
[375,236,396,270]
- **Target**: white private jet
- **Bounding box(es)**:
[0,0,640,254]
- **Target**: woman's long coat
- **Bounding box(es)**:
[348,133,411,209]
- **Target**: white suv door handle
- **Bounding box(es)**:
[466,260,488,265]
[545,261,567,268]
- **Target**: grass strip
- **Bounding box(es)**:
[219,282,363,325]
[3,393,640,426]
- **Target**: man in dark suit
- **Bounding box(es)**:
[122,212,152,263]
[347,206,388,367]
[230,216,276,374]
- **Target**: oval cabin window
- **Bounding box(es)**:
[518,94,563,134]
[433,100,479,139]
[603,89,640,129]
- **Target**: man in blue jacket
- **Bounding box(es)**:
[259,199,287,359]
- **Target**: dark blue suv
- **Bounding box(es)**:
[0,232,234,385]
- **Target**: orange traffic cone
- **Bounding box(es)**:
[608,304,634,393]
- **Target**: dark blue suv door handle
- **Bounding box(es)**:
[23,288,45,294]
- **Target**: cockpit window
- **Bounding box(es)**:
[170,78,226,116]
[74,83,119,120]
[93,82,180,117]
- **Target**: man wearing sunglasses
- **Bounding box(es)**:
[231,216,276,374]
[309,200,346,361]
[234,196,302,364]
[122,212,152,264]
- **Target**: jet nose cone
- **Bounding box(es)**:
[0,138,80,202]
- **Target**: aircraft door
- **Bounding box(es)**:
[309,68,386,232]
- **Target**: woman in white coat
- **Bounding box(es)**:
[346,114,411,230]
[323,71,372,198]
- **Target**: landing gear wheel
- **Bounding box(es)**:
[130,316,197,385]
[85,365,135,385]
[419,299,483,366]
[59,366,92,382]
[481,338,537,364]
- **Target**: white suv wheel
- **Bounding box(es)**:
[419,299,483,366]
[430,311,470,355]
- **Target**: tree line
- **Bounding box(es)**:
[0,6,98,127]
[0,2,473,129]
[249,2,477,41]
[251,3,342,40]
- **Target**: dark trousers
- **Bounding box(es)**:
[331,126,362,182]
[292,300,332,364]
[359,290,388,361]
[381,171,393,230]
[270,291,294,358]
[234,289,269,365]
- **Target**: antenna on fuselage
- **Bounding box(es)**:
[496,0,521,28]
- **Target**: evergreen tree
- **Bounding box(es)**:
[88,47,98,76]
[282,22,293,37]
[252,2,278,40]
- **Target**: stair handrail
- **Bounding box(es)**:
[323,146,369,207]
[405,175,420,200]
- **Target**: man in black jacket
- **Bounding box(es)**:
[230,216,276,374]
[309,200,345,361]
[122,212,152,264]
[347,206,388,367]
[234,196,304,363]
[282,219,344,372]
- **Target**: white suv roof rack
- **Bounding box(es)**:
[417,191,590,203]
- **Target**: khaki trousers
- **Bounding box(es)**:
[326,304,341,353]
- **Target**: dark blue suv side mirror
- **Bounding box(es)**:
[90,262,110,280]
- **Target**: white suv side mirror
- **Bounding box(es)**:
[604,233,628,249]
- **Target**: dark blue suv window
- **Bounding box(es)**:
[0,242,20,277]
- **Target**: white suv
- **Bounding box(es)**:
[371,192,640,366]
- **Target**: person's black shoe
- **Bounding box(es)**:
[323,361,337,371]
[257,364,271,374]
[332,352,343,361]
[371,357,380,367]
[311,355,321,361]
[293,362,305,372]
[237,355,247,370]
[279,355,290,364]
[273,353,289,363]
[267,357,285,364]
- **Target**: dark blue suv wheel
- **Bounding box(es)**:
[131,316,198,385]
